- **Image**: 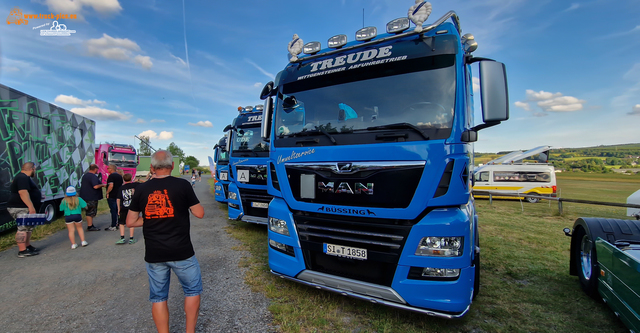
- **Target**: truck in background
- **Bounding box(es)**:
[0,83,96,229]
[473,146,557,203]
[258,3,509,317]
[225,106,272,224]
[213,135,230,203]
[95,143,138,183]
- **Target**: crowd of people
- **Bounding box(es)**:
[7,150,205,333]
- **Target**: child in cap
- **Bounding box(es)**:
[116,173,139,244]
[59,186,88,249]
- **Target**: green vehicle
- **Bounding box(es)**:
[565,217,640,332]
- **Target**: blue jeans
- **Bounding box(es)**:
[107,198,118,227]
[145,256,203,303]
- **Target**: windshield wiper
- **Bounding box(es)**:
[234,149,258,157]
[366,122,430,140]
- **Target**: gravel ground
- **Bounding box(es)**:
[0,175,275,332]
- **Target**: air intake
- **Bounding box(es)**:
[270,163,280,191]
[434,160,454,198]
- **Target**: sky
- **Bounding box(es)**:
[1,0,639,165]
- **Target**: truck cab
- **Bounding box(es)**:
[95,143,139,183]
[225,106,272,224]
[213,136,231,203]
[259,4,509,317]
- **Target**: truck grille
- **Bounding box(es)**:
[293,211,412,286]
[238,188,272,218]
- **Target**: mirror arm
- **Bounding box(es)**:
[465,56,496,64]
[471,121,501,132]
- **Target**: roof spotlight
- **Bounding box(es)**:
[303,41,321,54]
[328,34,347,48]
[356,26,377,41]
[386,17,410,34]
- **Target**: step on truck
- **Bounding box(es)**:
[0,83,96,228]
[224,106,272,224]
[213,135,230,203]
[258,2,510,317]
[95,143,138,183]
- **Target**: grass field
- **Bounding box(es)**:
[214,175,639,333]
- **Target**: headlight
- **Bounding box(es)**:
[421,267,460,278]
[415,236,463,257]
[269,217,289,236]
[228,192,237,200]
[215,185,222,191]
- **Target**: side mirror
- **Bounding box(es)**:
[282,95,297,111]
[225,131,231,152]
[261,97,273,141]
[479,61,509,123]
[213,147,218,163]
[223,124,232,132]
[461,130,478,142]
[260,81,274,100]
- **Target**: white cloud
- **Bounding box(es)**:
[472,77,480,93]
[514,101,531,111]
[136,118,145,124]
[55,94,106,106]
[44,0,122,15]
[170,54,187,66]
[245,59,274,79]
[564,3,579,12]
[515,89,586,114]
[134,55,153,70]
[70,106,131,121]
[188,120,213,127]
[150,119,166,123]
[85,34,152,69]
[138,130,174,140]
[629,104,640,116]
[0,58,42,76]
[253,82,262,88]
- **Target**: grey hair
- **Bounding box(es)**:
[108,164,117,171]
[151,150,174,169]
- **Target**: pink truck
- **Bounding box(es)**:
[95,143,139,184]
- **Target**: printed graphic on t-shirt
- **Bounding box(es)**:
[122,188,135,208]
[145,190,175,219]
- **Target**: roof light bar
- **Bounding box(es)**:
[254,105,264,111]
[327,34,347,49]
[355,26,377,41]
[244,106,253,112]
[237,106,243,112]
[303,41,321,54]
[386,17,410,34]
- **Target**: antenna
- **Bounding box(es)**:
[362,8,364,28]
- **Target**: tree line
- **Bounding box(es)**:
[138,136,201,171]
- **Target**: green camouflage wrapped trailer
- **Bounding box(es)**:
[0,84,95,230]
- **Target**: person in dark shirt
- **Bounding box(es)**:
[115,173,139,244]
[7,162,41,258]
[79,164,106,231]
[105,164,123,231]
[127,150,204,333]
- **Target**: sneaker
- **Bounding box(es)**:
[129,238,137,244]
[71,244,78,249]
[81,241,89,247]
[17,250,37,258]
[27,245,39,253]
[87,225,100,231]
[115,238,126,245]
[105,226,118,231]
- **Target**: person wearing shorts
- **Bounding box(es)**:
[79,164,105,231]
[7,162,41,258]
[59,186,88,249]
[127,150,204,333]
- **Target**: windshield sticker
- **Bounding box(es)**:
[277,148,315,164]
[297,45,408,81]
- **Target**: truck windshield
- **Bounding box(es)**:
[109,153,137,167]
[217,148,229,164]
[275,54,455,141]
[232,127,268,156]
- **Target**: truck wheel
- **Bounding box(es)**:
[40,202,57,223]
[526,194,539,203]
[473,251,480,300]
[573,227,599,299]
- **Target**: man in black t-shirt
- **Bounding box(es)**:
[7,162,42,258]
[127,150,204,333]
[79,164,106,231]
[105,164,123,231]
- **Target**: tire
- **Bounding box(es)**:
[40,201,57,223]
[473,250,480,300]
[526,193,539,203]
[573,227,600,299]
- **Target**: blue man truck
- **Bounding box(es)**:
[258,3,510,318]
[224,106,272,224]
[213,135,230,203]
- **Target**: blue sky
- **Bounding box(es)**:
[1,0,639,165]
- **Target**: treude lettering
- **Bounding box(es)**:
[309,46,393,73]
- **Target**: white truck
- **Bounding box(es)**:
[0,84,96,231]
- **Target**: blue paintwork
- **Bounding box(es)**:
[266,19,486,316]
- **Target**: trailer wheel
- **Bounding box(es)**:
[40,202,57,223]
[526,194,539,203]
[573,227,599,299]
